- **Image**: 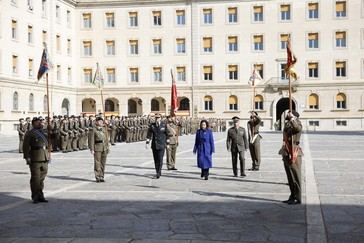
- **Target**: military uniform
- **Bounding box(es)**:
[89,120,109,182]
[226,117,248,177]
[18,119,27,153]
[166,119,180,170]
[23,118,50,203]
[280,112,303,204]
[247,113,262,170]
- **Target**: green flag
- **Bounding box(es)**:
[91,62,104,88]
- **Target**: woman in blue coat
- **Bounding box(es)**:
[193,120,215,180]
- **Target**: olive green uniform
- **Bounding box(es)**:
[166,122,179,169]
[89,126,110,181]
[247,115,262,170]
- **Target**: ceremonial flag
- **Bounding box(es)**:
[285,36,298,80]
[170,69,178,115]
[91,62,104,89]
[248,68,262,87]
[37,46,51,81]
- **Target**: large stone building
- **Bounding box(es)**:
[0,0,363,134]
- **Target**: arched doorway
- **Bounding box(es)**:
[61,98,70,116]
[128,98,142,115]
[105,98,119,113]
[151,97,166,114]
[82,98,96,113]
[178,97,190,111]
[275,98,296,131]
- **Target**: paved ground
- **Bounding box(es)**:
[0,131,363,243]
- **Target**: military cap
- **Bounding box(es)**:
[250,111,258,116]
[292,110,300,118]
[70,115,75,118]
[64,115,68,118]
[232,116,240,121]
[96,117,104,121]
[53,115,57,118]
[19,118,24,122]
[155,113,161,118]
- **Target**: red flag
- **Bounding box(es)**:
[170,69,178,115]
[285,36,298,80]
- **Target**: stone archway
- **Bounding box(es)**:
[61,98,70,116]
[275,98,297,131]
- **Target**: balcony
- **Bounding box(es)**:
[262,77,299,92]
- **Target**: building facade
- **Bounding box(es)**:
[0,0,364,134]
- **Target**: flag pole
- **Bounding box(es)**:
[252,65,256,112]
[46,73,52,159]
[170,68,180,142]
[96,62,109,144]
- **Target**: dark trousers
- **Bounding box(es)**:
[231,150,245,176]
[249,141,261,169]
[201,168,209,178]
[283,156,302,202]
[152,148,165,176]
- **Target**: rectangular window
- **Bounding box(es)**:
[280,63,287,80]
[228,65,238,80]
[67,10,71,27]
[203,37,212,53]
[28,25,33,44]
[176,66,186,81]
[228,7,238,23]
[203,9,213,24]
[42,0,47,17]
[308,62,319,78]
[255,64,264,79]
[57,65,61,81]
[203,66,213,81]
[153,67,162,82]
[106,68,116,83]
[176,10,185,25]
[309,121,319,126]
[336,1,347,17]
[280,34,289,49]
[56,5,60,21]
[68,67,72,83]
[129,40,138,55]
[176,38,186,53]
[153,39,162,54]
[253,6,264,22]
[228,36,238,52]
[28,59,33,77]
[83,68,92,83]
[153,11,162,26]
[12,55,18,73]
[42,30,47,43]
[106,40,115,55]
[336,120,347,126]
[253,35,264,50]
[56,35,61,52]
[67,39,71,55]
[11,20,17,39]
[308,33,319,48]
[336,31,346,47]
[130,68,139,82]
[83,13,92,28]
[106,12,115,28]
[83,41,92,56]
[129,12,138,27]
[280,4,291,20]
[308,3,319,19]
[336,61,346,77]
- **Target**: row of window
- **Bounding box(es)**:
[308,120,348,127]
[7,92,350,113]
[7,54,361,82]
[79,1,351,30]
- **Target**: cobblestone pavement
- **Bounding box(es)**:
[0,131,363,243]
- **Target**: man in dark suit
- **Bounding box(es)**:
[146,113,170,179]
[226,116,248,177]
[247,111,262,171]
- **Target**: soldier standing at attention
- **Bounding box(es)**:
[18,118,27,153]
[23,117,50,204]
[247,111,262,171]
[166,115,180,170]
[280,111,303,205]
[146,113,170,179]
[226,116,248,177]
[89,117,110,183]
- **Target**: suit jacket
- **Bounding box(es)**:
[23,128,50,162]
[247,115,262,144]
[226,126,248,152]
[147,121,170,150]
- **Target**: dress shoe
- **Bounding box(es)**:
[32,200,39,204]
[282,199,292,203]
[39,198,48,203]
[96,179,100,183]
[233,175,238,177]
[241,174,246,177]
[171,168,178,170]
[248,168,255,171]
[287,199,300,205]
[204,176,208,180]
[100,179,105,182]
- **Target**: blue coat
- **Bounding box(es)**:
[193,128,215,169]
